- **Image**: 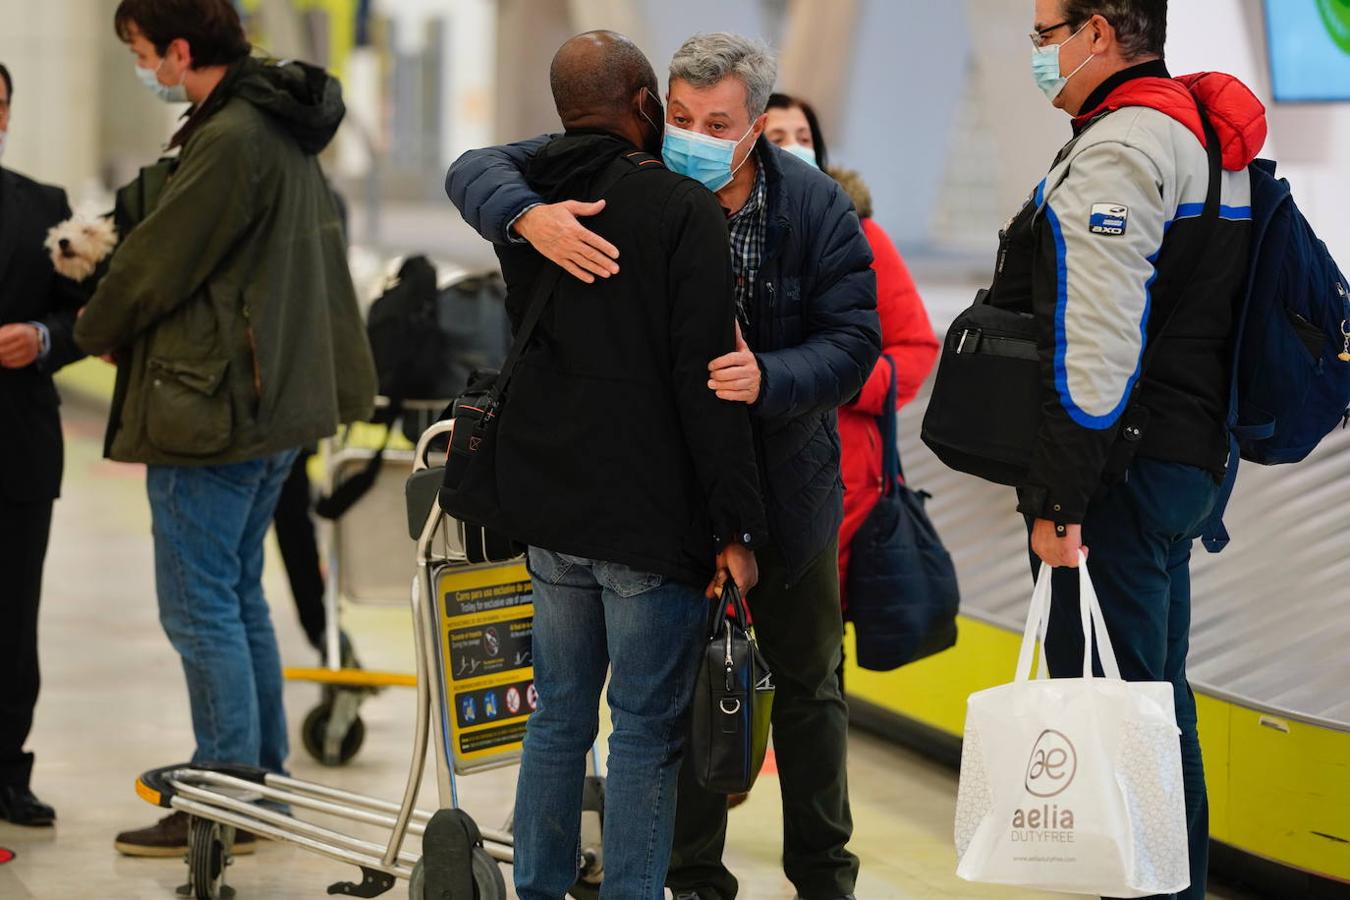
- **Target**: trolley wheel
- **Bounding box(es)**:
[569,775,605,900]
[187,816,233,900]
[301,700,365,766]
[408,848,505,900]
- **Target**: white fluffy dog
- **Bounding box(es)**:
[45,215,118,282]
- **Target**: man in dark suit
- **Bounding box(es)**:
[0,61,87,827]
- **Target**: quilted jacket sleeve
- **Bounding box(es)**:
[444,134,553,245]
[754,180,881,420]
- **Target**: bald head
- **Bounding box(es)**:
[549,31,658,129]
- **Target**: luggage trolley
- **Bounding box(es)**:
[287,398,449,768]
[135,419,607,899]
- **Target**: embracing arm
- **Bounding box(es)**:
[444,134,550,244]
[445,135,622,283]
[667,182,769,554]
[754,184,881,420]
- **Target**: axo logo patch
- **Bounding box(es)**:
[1089,203,1129,236]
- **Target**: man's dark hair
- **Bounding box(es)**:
[549,31,658,123]
[114,0,251,68]
[0,63,11,101]
[767,93,829,169]
[1062,0,1167,59]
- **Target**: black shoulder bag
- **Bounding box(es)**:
[847,355,961,670]
[437,150,656,559]
[690,581,775,794]
[921,109,1223,486]
[435,262,563,558]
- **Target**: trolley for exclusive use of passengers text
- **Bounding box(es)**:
[135,418,607,899]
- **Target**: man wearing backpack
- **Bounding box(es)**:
[991,3,1267,897]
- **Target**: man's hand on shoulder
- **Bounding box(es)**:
[708,322,761,404]
[0,324,42,369]
[514,200,620,284]
[1031,518,1088,569]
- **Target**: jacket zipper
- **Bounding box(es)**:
[764,281,776,347]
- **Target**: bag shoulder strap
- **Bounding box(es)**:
[492,151,664,402]
[876,354,902,491]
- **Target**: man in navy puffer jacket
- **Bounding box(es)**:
[446,32,878,900]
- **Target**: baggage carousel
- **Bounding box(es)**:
[844,379,1350,893]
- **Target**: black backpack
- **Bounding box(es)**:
[317,259,510,520]
[366,255,449,407]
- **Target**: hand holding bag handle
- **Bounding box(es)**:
[1077,552,1122,680]
[1015,553,1122,683]
[1014,567,1054,683]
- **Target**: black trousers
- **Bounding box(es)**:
[667,536,859,900]
[272,450,327,654]
[0,498,53,789]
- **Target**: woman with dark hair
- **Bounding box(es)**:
[766,92,828,169]
[764,93,940,606]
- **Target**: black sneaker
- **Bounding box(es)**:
[0,786,55,827]
[113,811,257,858]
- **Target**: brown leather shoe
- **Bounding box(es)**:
[114,811,257,858]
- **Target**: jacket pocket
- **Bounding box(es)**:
[145,357,233,457]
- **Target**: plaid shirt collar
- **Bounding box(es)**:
[726,154,768,324]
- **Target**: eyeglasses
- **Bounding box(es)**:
[1029,20,1074,48]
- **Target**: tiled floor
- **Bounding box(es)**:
[0,402,1261,899]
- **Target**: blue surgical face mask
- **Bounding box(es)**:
[781,142,819,169]
[136,57,188,104]
[1031,23,1095,102]
[662,122,757,192]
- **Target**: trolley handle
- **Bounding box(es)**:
[413,420,457,473]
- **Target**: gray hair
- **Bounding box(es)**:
[669,32,778,119]
[1061,0,1168,60]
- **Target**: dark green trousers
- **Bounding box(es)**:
[667,536,858,900]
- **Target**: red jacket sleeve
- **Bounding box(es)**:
[847,218,939,417]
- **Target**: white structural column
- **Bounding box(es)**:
[443,0,496,170]
[777,0,860,135]
[0,0,106,201]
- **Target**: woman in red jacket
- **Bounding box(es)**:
[766,95,940,602]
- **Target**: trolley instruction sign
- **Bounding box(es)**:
[435,562,536,773]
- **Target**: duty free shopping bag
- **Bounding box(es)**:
[953,557,1189,896]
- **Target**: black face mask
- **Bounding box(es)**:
[638,87,665,156]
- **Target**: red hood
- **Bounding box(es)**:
[1072,72,1267,171]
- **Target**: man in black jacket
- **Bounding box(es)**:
[447,32,878,900]
[0,61,87,827]
[492,32,767,900]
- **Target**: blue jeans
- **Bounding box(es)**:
[1039,458,1219,900]
[147,450,299,774]
[514,548,708,900]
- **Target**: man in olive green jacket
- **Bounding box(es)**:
[75,0,375,858]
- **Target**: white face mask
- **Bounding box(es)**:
[1031,22,1096,102]
[661,122,758,192]
[781,142,819,169]
[136,55,189,104]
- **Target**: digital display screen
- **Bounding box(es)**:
[1264,0,1350,102]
